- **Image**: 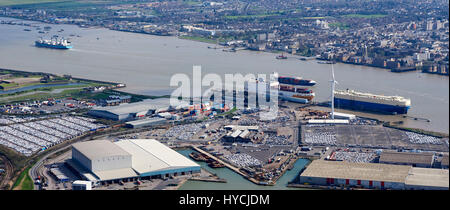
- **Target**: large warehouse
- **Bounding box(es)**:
[299,160,449,190]
[67,139,200,185]
[125,117,167,128]
[88,98,171,121]
[379,151,434,168]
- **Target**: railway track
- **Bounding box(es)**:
[0,154,14,189]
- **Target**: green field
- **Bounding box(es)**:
[0,0,129,13]
[182,0,201,6]
[225,14,279,20]
[343,14,387,18]
[179,35,218,44]
[0,80,110,104]
[302,16,327,19]
[0,0,63,6]
[329,22,350,29]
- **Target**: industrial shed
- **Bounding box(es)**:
[88,98,171,121]
[71,140,138,183]
[115,139,201,178]
[379,151,434,168]
[404,167,449,190]
[299,160,449,190]
[441,154,449,169]
[68,139,200,185]
[299,160,411,189]
[125,117,167,128]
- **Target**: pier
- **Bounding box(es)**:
[191,146,265,185]
[188,177,227,183]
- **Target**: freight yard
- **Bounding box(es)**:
[0,70,447,190]
[1,96,447,190]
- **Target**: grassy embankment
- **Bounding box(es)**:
[0,81,105,104]
[0,145,30,190]
[179,35,218,44]
[0,0,63,6]
[11,166,33,190]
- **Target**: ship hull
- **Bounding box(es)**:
[279,90,314,101]
[279,92,309,103]
[35,42,72,49]
[334,98,410,114]
[281,95,309,103]
[278,78,316,86]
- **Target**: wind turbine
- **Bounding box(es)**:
[330,63,338,119]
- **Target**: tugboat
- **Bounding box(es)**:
[208,161,225,168]
[189,152,207,161]
[207,159,225,168]
[276,53,288,59]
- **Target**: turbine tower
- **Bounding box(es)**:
[330,64,338,119]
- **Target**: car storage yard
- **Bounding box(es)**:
[301,124,448,152]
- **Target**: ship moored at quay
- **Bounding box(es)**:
[334,89,411,114]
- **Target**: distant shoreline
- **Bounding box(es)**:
[1,15,448,76]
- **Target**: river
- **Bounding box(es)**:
[0,17,448,133]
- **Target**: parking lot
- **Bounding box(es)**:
[329,149,377,163]
[302,124,448,152]
[0,116,105,156]
[0,99,95,114]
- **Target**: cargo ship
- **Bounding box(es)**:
[241,73,316,104]
[278,76,316,86]
[278,84,315,103]
[35,38,72,49]
[334,89,411,114]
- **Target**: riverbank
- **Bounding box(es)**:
[0,16,448,134]
[308,105,449,136]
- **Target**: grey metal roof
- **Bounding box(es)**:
[125,117,167,126]
[301,160,411,183]
[405,167,449,188]
[380,151,434,165]
[442,154,449,167]
[72,140,131,160]
[93,168,139,181]
[115,139,200,175]
[91,98,171,115]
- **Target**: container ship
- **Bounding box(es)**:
[242,73,316,104]
[278,84,315,103]
[278,76,316,86]
[35,38,72,49]
[334,89,411,114]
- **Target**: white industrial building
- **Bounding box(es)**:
[67,139,200,185]
[332,112,356,120]
[125,117,167,128]
[307,119,349,124]
[72,180,92,190]
[88,98,171,121]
